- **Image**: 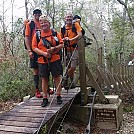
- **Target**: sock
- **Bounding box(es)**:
[33,75,39,89]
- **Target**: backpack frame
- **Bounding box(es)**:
[61,22,85,38]
[23,20,35,49]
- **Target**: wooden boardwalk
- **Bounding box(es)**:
[0,88,80,134]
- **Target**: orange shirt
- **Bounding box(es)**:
[25,19,41,38]
[32,29,63,64]
[61,22,82,51]
[64,22,81,45]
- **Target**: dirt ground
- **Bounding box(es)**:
[61,110,134,134]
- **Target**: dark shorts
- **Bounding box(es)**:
[30,52,38,68]
[39,60,63,78]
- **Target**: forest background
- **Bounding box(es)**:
[0,0,134,101]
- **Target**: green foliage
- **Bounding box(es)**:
[85,47,97,64]
[110,9,134,62]
[0,54,33,101]
[41,125,48,134]
[0,78,32,101]
[123,104,133,113]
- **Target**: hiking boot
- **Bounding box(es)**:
[35,89,43,98]
[41,98,48,107]
[47,88,54,95]
[62,78,68,88]
[57,96,63,105]
[70,83,76,89]
[64,86,69,90]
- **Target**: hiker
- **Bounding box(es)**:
[25,9,42,98]
[32,15,64,107]
[73,15,85,35]
[61,13,82,90]
[73,15,93,47]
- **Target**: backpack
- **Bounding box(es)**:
[23,19,35,49]
[35,29,59,47]
[35,29,62,60]
[61,21,85,38]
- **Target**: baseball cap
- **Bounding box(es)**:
[73,15,81,20]
[33,9,42,15]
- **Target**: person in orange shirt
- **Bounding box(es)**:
[25,9,43,98]
[32,15,64,107]
[61,13,82,90]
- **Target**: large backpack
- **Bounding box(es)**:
[23,20,35,49]
[61,22,85,38]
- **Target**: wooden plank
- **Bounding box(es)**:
[113,74,126,92]
[11,106,61,113]
[0,88,80,134]
[2,111,53,118]
[106,69,119,91]
[117,75,129,90]
[97,66,111,89]
[0,125,37,133]
[11,108,58,114]
[85,65,108,103]
[0,131,24,134]
[0,116,43,123]
[0,120,40,128]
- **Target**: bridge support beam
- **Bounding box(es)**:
[78,37,87,105]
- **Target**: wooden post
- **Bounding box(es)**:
[85,65,109,103]
[97,47,104,87]
[78,37,87,105]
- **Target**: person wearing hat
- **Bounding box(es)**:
[32,15,64,107]
[61,13,82,90]
[73,15,81,23]
[25,9,43,98]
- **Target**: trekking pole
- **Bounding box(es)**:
[84,91,97,134]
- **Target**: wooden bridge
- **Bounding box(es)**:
[0,88,80,134]
[0,37,133,133]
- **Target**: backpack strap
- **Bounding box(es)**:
[41,29,59,47]
[61,25,66,38]
[72,23,77,34]
[29,20,35,36]
[36,29,61,62]
[36,30,41,44]
[51,29,59,46]
[61,24,77,38]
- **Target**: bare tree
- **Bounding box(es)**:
[2,0,8,58]
[116,0,134,30]
[25,0,29,19]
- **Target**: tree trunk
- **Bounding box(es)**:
[25,0,28,19]
[117,0,134,30]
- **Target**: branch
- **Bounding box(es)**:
[116,0,127,7]
[116,0,134,30]
[82,22,99,48]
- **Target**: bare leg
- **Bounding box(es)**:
[53,75,62,96]
[42,77,49,98]
[33,68,39,75]
[67,67,76,77]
